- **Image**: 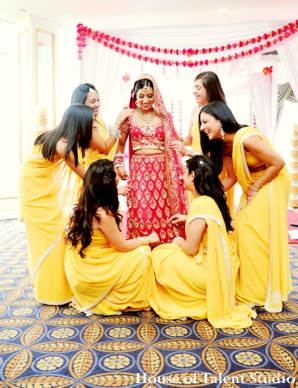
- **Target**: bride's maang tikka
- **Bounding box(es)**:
[143,80,150,90]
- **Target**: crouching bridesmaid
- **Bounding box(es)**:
[65,159,159,316]
[148,155,256,329]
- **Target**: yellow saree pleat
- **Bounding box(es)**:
[18,145,75,304]
[233,127,292,312]
[75,116,118,198]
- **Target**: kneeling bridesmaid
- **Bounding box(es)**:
[148,155,256,328]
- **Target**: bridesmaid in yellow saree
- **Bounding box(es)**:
[65,159,159,316]
[18,104,93,305]
[148,155,256,328]
[71,83,133,198]
[171,71,235,214]
[71,83,134,167]
[199,101,292,313]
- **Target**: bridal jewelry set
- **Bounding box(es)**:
[137,108,156,124]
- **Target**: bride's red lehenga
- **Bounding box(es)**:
[118,74,187,244]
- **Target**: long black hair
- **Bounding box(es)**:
[71,83,98,105]
[199,101,247,175]
[186,155,233,232]
[66,159,122,258]
[195,71,227,104]
[34,104,93,166]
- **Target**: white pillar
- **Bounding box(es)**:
[15,15,62,162]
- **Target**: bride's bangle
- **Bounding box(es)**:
[250,184,260,192]
[114,153,124,166]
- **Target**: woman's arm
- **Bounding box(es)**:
[185,106,200,145]
[173,218,206,256]
[89,107,133,155]
[171,140,195,157]
[221,155,237,191]
[170,106,201,156]
[244,135,286,201]
[56,140,86,178]
[96,209,159,252]
[89,127,118,155]
[114,120,130,180]
[90,107,133,155]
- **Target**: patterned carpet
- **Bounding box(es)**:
[1,219,298,388]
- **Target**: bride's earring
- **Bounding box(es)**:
[220,127,225,139]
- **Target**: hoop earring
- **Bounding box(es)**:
[220,127,225,139]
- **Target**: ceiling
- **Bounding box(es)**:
[0,0,298,30]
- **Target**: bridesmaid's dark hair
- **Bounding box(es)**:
[71,83,98,105]
[194,71,227,105]
[199,101,248,175]
[34,104,93,166]
[186,154,233,232]
[66,159,122,258]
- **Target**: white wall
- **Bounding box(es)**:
[0,21,19,219]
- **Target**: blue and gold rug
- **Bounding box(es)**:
[1,219,298,387]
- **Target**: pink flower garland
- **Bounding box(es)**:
[76,20,298,66]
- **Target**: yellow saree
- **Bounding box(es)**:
[148,196,256,328]
[84,116,118,168]
[18,145,75,304]
[64,229,152,316]
[233,127,292,312]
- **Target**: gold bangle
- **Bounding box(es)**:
[250,184,260,192]
[137,236,149,246]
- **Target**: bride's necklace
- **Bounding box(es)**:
[137,108,156,124]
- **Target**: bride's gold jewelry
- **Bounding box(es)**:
[137,108,156,123]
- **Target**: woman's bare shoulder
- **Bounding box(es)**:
[95,207,107,217]
[55,137,67,157]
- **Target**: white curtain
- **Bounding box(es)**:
[80,39,126,118]
[249,74,279,143]
[277,35,298,100]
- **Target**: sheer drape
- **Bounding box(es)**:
[80,39,126,117]
[277,36,298,101]
[248,75,278,143]
[277,83,298,126]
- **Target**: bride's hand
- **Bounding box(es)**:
[117,185,132,196]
